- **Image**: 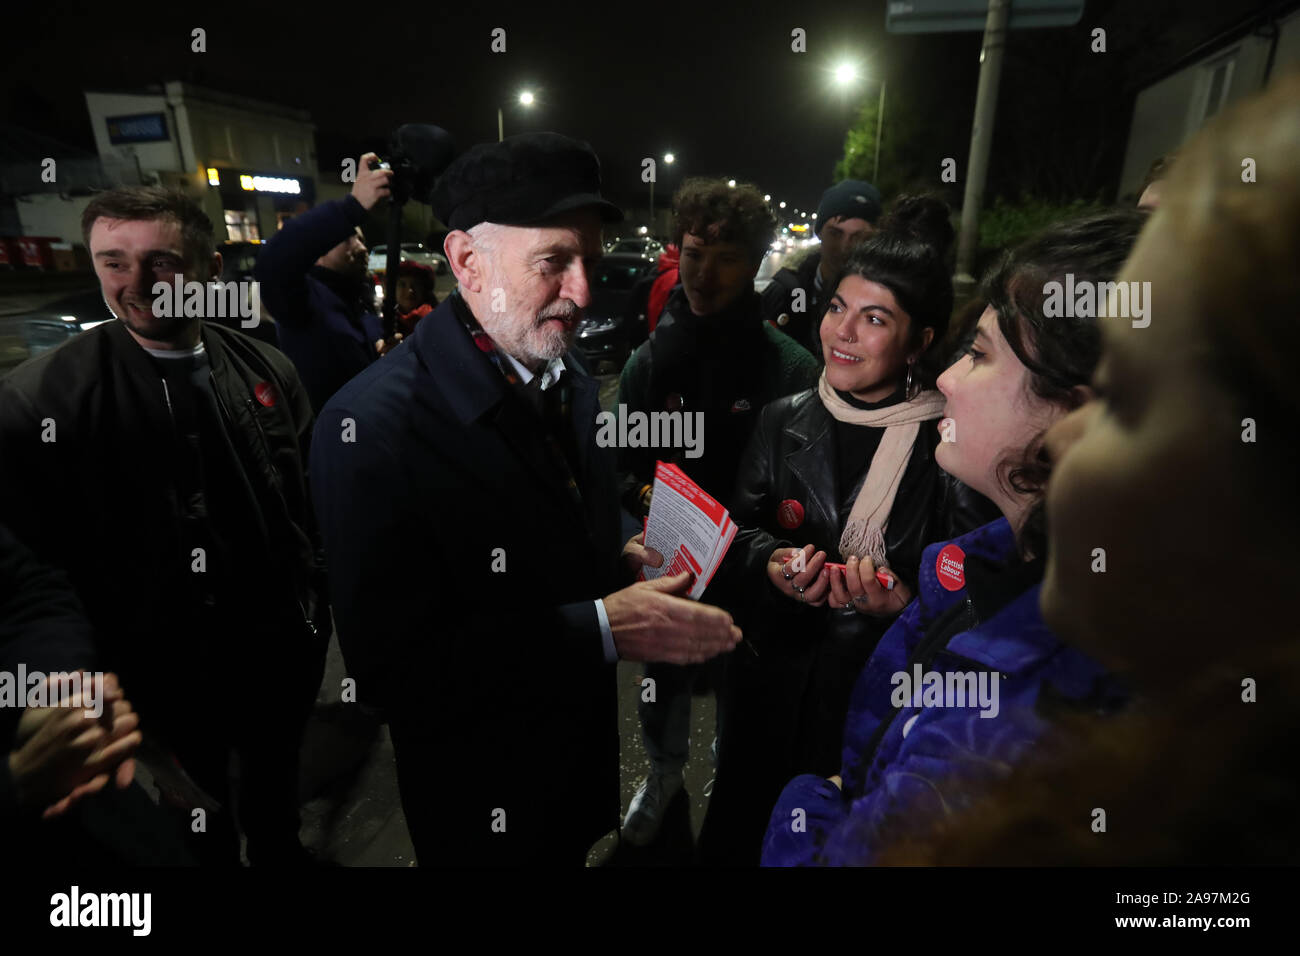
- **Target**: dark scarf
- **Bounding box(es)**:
[649,287,766,414]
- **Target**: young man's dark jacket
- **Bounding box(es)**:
[616,286,820,516]
[760,249,828,362]
[0,320,330,737]
[310,290,624,866]
[255,195,383,412]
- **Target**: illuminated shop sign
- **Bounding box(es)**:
[238,175,301,194]
[106,113,170,144]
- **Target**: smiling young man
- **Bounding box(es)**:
[615,177,819,848]
[0,186,329,866]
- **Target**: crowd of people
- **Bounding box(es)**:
[0,72,1296,867]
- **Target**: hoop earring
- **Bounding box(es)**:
[905,362,915,399]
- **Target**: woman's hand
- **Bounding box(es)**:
[827,554,912,617]
[766,545,830,607]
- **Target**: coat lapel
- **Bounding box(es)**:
[783,401,841,543]
[407,301,590,518]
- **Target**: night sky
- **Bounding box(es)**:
[1,0,1271,213]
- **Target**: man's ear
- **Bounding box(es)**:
[444,230,484,292]
[209,251,223,281]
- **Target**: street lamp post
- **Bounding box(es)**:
[650,152,674,236]
[498,90,535,142]
[873,79,886,184]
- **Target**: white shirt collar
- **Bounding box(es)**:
[500,350,566,391]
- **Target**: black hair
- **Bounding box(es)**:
[832,195,956,387]
[980,207,1148,557]
[82,186,214,269]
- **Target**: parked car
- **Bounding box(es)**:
[753,249,783,293]
[604,237,664,260]
[0,269,282,377]
[368,243,448,275]
[0,288,114,375]
[576,253,658,372]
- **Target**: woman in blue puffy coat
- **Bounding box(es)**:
[762,209,1145,866]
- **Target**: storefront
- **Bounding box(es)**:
[205,168,315,242]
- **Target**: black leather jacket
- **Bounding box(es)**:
[719,387,994,608]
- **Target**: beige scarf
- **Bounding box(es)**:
[818,370,946,567]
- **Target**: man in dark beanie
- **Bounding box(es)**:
[762,179,882,361]
[615,177,818,848]
[310,133,742,866]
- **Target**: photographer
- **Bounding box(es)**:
[256,153,398,412]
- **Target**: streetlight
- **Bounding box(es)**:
[498,89,535,142]
[779,201,786,209]
[832,59,886,183]
[727,179,736,188]
[649,151,677,237]
[764,194,771,201]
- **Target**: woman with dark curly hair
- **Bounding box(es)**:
[759,206,1146,867]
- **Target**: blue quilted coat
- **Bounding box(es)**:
[761,517,1121,866]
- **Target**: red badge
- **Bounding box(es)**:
[777,499,805,530]
[254,382,279,407]
[935,543,966,591]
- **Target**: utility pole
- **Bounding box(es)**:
[954,0,1011,289]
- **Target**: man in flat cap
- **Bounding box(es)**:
[310,132,742,865]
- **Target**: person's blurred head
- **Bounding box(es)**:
[81,186,220,348]
[936,210,1146,549]
[1136,153,1173,211]
[396,263,436,313]
[671,177,775,316]
[1042,73,1300,690]
[820,196,955,402]
[316,227,368,279]
[815,179,883,279]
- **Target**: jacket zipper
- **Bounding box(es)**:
[856,595,980,770]
[208,372,316,639]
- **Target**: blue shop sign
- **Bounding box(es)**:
[106,113,170,144]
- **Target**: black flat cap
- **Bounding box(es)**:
[433,132,623,232]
